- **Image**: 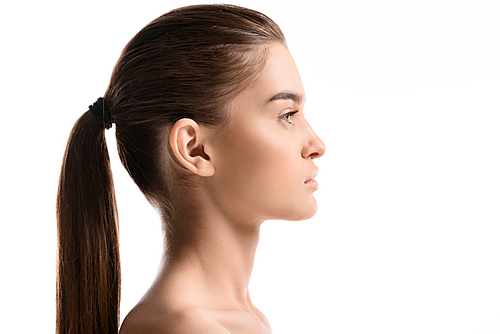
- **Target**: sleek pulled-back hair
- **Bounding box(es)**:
[56,5,285,334]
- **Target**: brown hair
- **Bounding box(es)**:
[56,4,285,334]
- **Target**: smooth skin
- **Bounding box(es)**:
[119,43,326,334]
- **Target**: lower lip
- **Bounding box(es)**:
[305,179,319,189]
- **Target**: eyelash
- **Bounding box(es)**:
[279,110,299,124]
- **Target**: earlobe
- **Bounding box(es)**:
[169,119,215,177]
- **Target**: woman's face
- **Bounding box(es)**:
[207,43,326,224]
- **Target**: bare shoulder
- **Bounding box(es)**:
[120,304,230,334]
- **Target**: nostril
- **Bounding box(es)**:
[315,138,326,158]
[309,151,321,159]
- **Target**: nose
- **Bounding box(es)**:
[302,121,326,159]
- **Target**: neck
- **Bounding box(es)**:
[155,205,262,310]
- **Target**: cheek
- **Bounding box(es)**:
[213,123,313,220]
[223,125,289,191]
[234,132,292,194]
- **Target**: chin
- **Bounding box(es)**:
[281,197,318,221]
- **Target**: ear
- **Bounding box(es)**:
[169,118,215,177]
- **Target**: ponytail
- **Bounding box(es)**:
[56,111,120,334]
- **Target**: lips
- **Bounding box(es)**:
[305,169,319,189]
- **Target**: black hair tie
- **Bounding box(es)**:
[89,97,113,129]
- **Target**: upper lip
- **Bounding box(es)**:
[306,169,319,182]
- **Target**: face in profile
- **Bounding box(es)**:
[206,43,326,225]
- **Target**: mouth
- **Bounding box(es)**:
[305,169,319,189]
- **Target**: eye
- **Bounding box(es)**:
[279,110,299,124]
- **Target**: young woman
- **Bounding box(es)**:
[56,4,325,334]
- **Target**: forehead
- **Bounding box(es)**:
[260,43,305,102]
[232,43,305,109]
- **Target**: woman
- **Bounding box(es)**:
[57,4,325,334]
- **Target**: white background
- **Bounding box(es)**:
[1,0,499,333]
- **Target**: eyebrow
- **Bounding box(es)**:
[268,91,304,104]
